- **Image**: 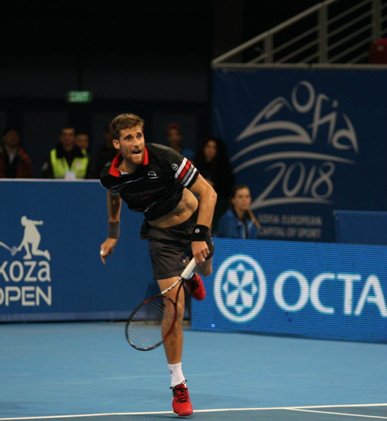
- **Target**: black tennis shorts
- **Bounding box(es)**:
[140,210,215,280]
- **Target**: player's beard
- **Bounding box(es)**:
[126,148,144,166]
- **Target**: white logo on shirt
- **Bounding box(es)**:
[171,163,178,171]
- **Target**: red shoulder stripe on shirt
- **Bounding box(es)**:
[178,161,191,182]
[142,147,149,166]
[109,153,122,177]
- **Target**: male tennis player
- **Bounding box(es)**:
[99,113,217,417]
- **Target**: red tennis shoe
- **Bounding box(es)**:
[171,381,193,416]
[184,273,206,301]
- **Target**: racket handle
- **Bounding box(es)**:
[181,257,197,280]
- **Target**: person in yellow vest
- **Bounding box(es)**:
[41,127,94,179]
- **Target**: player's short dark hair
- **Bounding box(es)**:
[111,114,145,140]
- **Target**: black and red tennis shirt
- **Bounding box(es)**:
[100,143,199,221]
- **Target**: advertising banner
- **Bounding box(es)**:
[335,210,387,245]
[0,180,153,322]
[192,238,387,343]
[212,68,387,242]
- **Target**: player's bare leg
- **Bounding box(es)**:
[158,276,185,364]
[158,276,193,416]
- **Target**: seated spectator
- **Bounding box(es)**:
[165,122,194,160]
[215,185,260,239]
[0,127,33,178]
[75,131,90,152]
[75,131,96,176]
[94,124,118,177]
[41,127,94,179]
[193,136,234,230]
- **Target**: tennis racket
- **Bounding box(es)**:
[126,257,197,351]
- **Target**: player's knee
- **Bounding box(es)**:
[175,302,185,321]
[163,305,175,321]
[163,299,174,313]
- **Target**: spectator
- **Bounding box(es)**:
[41,127,94,179]
[215,185,260,239]
[193,136,234,230]
[75,131,90,152]
[165,122,194,160]
[0,127,33,178]
[94,124,118,177]
[370,38,387,64]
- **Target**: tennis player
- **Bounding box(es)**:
[99,113,217,416]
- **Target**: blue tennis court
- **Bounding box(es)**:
[1,322,386,420]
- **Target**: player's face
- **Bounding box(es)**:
[232,188,252,212]
[114,125,145,165]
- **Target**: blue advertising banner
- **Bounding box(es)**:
[212,68,387,242]
[0,180,153,322]
[335,210,387,246]
[192,238,387,343]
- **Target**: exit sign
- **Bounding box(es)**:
[67,91,93,103]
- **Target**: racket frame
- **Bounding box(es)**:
[126,257,197,351]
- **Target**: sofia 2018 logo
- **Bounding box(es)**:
[232,81,359,211]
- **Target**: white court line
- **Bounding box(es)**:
[302,405,387,409]
[1,404,386,420]
[288,408,387,419]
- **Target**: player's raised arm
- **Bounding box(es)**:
[100,190,122,264]
[189,174,217,264]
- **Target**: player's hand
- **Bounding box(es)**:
[100,238,118,264]
[191,240,209,264]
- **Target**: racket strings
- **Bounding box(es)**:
[127,296,175,350]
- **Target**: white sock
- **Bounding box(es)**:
[168,362,185,387]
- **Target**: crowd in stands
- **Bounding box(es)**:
[0,128,33,178]
[41,127,94,179]
[0,121,261,239]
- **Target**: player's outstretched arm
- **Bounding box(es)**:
[189,174,217,264]
[100,190,122,264]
